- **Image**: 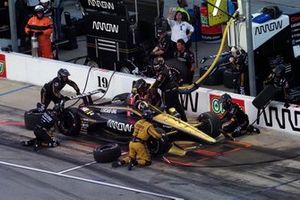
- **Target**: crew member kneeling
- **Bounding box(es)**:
[21,103,61,150]
[219,93,249,139]
[112,109,162,170]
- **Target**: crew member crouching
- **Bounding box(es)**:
[219,93,249,139]
[112,108,162,170]
[21,103,61,150]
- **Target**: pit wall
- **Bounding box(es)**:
[2,52,300,135]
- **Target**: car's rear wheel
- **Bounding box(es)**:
[197,112,221,138]
[147,128,171,156]
[57,108,81,136]
[93,143,121,163]
[24,109,43,130]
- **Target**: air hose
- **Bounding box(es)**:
[177,11,238,94]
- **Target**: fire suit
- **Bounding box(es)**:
[25,15,53,58]
[41,77,80,109]
[221,103,249,138]
[22,109,59,148]
[122,119,162,166]
[152,65,187,121]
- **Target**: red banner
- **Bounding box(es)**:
[209,94,245,117]
[0,54,6,78]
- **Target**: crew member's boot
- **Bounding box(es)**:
[128,159,138,171]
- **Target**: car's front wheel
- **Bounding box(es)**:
[147,128,171,156]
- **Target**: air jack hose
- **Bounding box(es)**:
[177,11,239,94]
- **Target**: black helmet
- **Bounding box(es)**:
[274,65,285,78]
[57,68,70,79]
[34,5,44,14]
[153,57,165,71]
[142,109,153,120]
[133,79,147,93]
[219,93,232,110]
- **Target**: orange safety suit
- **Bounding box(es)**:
[122,119,162,166]
[25,15,53,59]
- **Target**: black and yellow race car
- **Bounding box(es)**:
[24,89,222,155]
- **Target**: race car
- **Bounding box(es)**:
[24,89,222,155]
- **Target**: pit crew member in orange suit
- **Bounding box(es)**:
[112,109,162,170]
[40,68,80,109]
[25,5,54,59]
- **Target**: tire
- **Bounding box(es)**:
[58,108,81,136]
[147,128,171,156]
[197,112,221,138]
[93,143,121,163]
[199,65,226,86]
[223,69,240,89]
[24,109,43,130]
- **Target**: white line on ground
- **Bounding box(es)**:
[57,161,97,174]
[0,160,184,200]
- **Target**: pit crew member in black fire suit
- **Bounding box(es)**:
[40,68,80,109]
[264,64,289,107]
[174,39,195,84]
[219,93,249,138]
[129,78,161,108]
[21,102,61,149]
[229,47,248,95]
[112,109,162,170]
[151,57,187,121]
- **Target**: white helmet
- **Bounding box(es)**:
[40,0,50,3]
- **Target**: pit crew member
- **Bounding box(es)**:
[152,57,187,121]
[21,102,61,149]
[219,93,249,139]
[25,5,54,59]
[40,68,80,109]
[112,109,163,170]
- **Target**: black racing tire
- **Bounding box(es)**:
[147,128,171,156]
[197,112,221,138]
[223,69,240,89]
[58,108,81,136]
[24,109,43,130]
[112,93,130,102]
[93,143,121,163]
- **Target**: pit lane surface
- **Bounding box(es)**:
[1,79,300,200]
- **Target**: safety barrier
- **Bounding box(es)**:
[1,51,300,135]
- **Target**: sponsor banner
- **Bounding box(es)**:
[0,54,6,78]
[209,94,245,117]
[207,0,229,26]
[80,0,121,14]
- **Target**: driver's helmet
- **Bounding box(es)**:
[133,79,147,95]
[142,109,154,120]
[57,68,70,81]
[219,93,232,110]
[34,5,44,18]
[153,57,165,72]
[273,64,285,78]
